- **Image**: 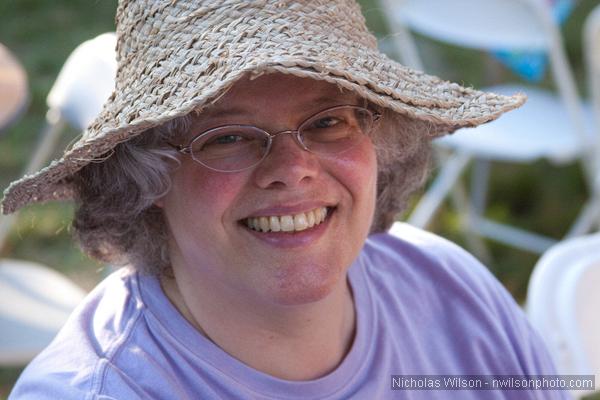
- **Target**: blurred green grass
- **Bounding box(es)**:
[0,0,598,397]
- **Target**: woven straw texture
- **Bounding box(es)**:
[2,0,525,214]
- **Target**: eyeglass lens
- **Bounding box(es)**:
[189,106,375,172]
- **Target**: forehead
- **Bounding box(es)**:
[200,73,360,121]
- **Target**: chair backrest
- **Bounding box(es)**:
[526,233,600,395]
[46,32,117,130]
[378,0,592,172]
[382,0,553,54]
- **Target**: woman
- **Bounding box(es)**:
[4,0,566,399]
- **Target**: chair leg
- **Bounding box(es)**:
[565,196,600,238]
[0,214,18,252]
[470,159,491,215]
[23,116,66,176]
[471,216,557,254]
[0,116,65,252]
[408,151,471,228]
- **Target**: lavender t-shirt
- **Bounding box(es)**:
[9,223,566,399]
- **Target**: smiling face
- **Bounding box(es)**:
[159,73,378,307]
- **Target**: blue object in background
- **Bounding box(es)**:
[493,0,575,82]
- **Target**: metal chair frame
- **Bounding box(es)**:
[379,0,599,254]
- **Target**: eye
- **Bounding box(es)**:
[311,116,342,129]
[192,128,268,159]
[210,134,244,145]
[200,133,253,150]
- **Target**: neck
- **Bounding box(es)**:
[160,270,356,381]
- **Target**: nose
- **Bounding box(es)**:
[253,132,319,189]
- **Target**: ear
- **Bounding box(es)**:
[154,197,165,208]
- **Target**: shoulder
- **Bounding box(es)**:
[356,222,559,376]
[362,222,496,295]
[360,222,517,316]
[9,268,144,400]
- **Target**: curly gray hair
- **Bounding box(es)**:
[72,106,433,275]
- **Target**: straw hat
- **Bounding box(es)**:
[1,0,524,214]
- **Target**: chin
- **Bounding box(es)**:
[266,262,345,306]
[270,284,335,306]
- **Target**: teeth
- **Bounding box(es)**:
[245,207,329,233]
[280,215,294,232]
[269,216,281,232]
[259,217,269,232]
[250,218,258,230]
[307,211,315,228]
[293,213,308,231]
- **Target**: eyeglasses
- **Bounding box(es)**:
[169,105,381,172]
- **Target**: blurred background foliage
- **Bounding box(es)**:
[0,0,599,397]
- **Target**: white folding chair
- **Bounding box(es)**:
[0,32,117,366]
[526,233,600,398]
[0,32,117,248]
[0,259,86,366]
[379,0,597,254]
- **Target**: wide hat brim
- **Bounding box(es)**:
[1,0,524,215]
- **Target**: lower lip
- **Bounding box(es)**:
[241,209,333,248]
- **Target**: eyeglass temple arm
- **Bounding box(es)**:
[167,142,191,154]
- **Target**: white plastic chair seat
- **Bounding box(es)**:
[560,260,600,378]
[0,259,86,366]
[436,85,595,163]
[527,233,600,396]
[393,0,549,50]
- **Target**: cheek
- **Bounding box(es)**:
[165,161,247,222]
[330,139,378,201]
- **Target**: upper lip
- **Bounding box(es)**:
[240,201,335,219]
